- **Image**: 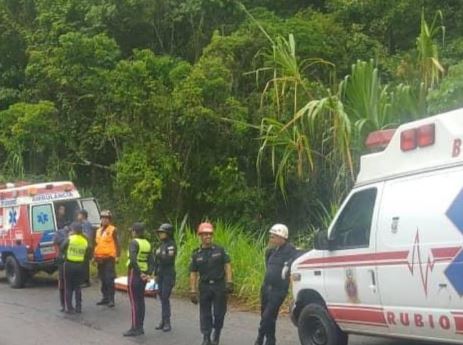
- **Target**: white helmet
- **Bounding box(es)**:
[269,223,289,239]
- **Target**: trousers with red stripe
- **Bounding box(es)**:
[128,269,147,331]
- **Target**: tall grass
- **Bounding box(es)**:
[175,221,267,309]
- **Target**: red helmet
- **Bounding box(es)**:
[197,222,214,235]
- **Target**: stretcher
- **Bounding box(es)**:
[114,276,159,297]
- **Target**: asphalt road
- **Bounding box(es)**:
[0,275,437,345]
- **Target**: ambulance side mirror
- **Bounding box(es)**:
[314,231,330,250]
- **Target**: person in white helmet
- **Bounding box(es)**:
[254,224,299,345]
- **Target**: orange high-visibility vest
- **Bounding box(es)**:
[94,225,117,258]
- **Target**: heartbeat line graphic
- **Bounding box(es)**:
[406,230,436,296]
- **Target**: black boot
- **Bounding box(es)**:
[201,333,211,345]
[155,320,164,330]
[211,329,221,345]
[264,337,275,345]
[254,333,264,345]
[163,319,172,332]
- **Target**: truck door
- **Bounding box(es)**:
[324,184,385,333]
[78,198,100,228]
[30,203,57,261]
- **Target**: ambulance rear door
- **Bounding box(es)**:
[30,202,57,261]
[78,198,100,228]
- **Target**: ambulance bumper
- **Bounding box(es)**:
[21,259,58,271]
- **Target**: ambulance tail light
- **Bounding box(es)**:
[45,183,53,190]
[400,123,435,152]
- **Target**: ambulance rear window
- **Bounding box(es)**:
[31,204,56,232]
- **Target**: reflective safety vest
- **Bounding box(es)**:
[94,225,117,258]
[127,238,151,272]
[67,234,88,262]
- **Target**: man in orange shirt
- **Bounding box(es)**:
[94,210,120,307]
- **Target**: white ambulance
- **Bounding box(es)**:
[290,108,463,344]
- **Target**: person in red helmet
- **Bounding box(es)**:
[189,222,234,345]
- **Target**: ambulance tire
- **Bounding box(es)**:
[5,256,26,288]
[298,303,348,345]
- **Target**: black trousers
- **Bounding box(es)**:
[158,273,175,321]
[58,263,65,309]
[128,269,147,330]
[199,281,227,335]
[97,258,116,302]
[63,261,84,311]
[258,285,287,343]
[82,257,90,284]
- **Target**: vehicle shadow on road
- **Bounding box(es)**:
[0,275,57,288]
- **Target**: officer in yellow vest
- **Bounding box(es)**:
[123,223,155,337]
[61,222,90,314]
[94,210,120,307]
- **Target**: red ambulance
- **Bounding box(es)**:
[0,181,99,288]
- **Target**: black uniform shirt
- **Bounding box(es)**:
[53,226,70,263]
[154,238,177,276]
[190,245,230,282]
[264,242,299,290]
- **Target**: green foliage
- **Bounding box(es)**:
[428,61,463,114]
[1,0,463,251]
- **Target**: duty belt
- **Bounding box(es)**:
[201,279,223,284]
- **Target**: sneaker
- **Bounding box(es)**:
[107,301,115,308]
[96,299,109,305]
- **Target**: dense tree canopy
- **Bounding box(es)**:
[1,0,463,234]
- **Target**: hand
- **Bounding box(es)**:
[190,291,198,305]
[226,282,234,294]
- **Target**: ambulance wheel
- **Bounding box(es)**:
[5,256,26,288]
[298,303,348,345]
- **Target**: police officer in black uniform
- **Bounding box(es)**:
[53,224,71,312]
[154,223,177,332]
[190,222,234,345]
[254,224,299,345]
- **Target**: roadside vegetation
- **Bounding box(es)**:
[2,0,463,308]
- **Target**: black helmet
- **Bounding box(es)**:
[132,222,145,235]
[157,223,174,235]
